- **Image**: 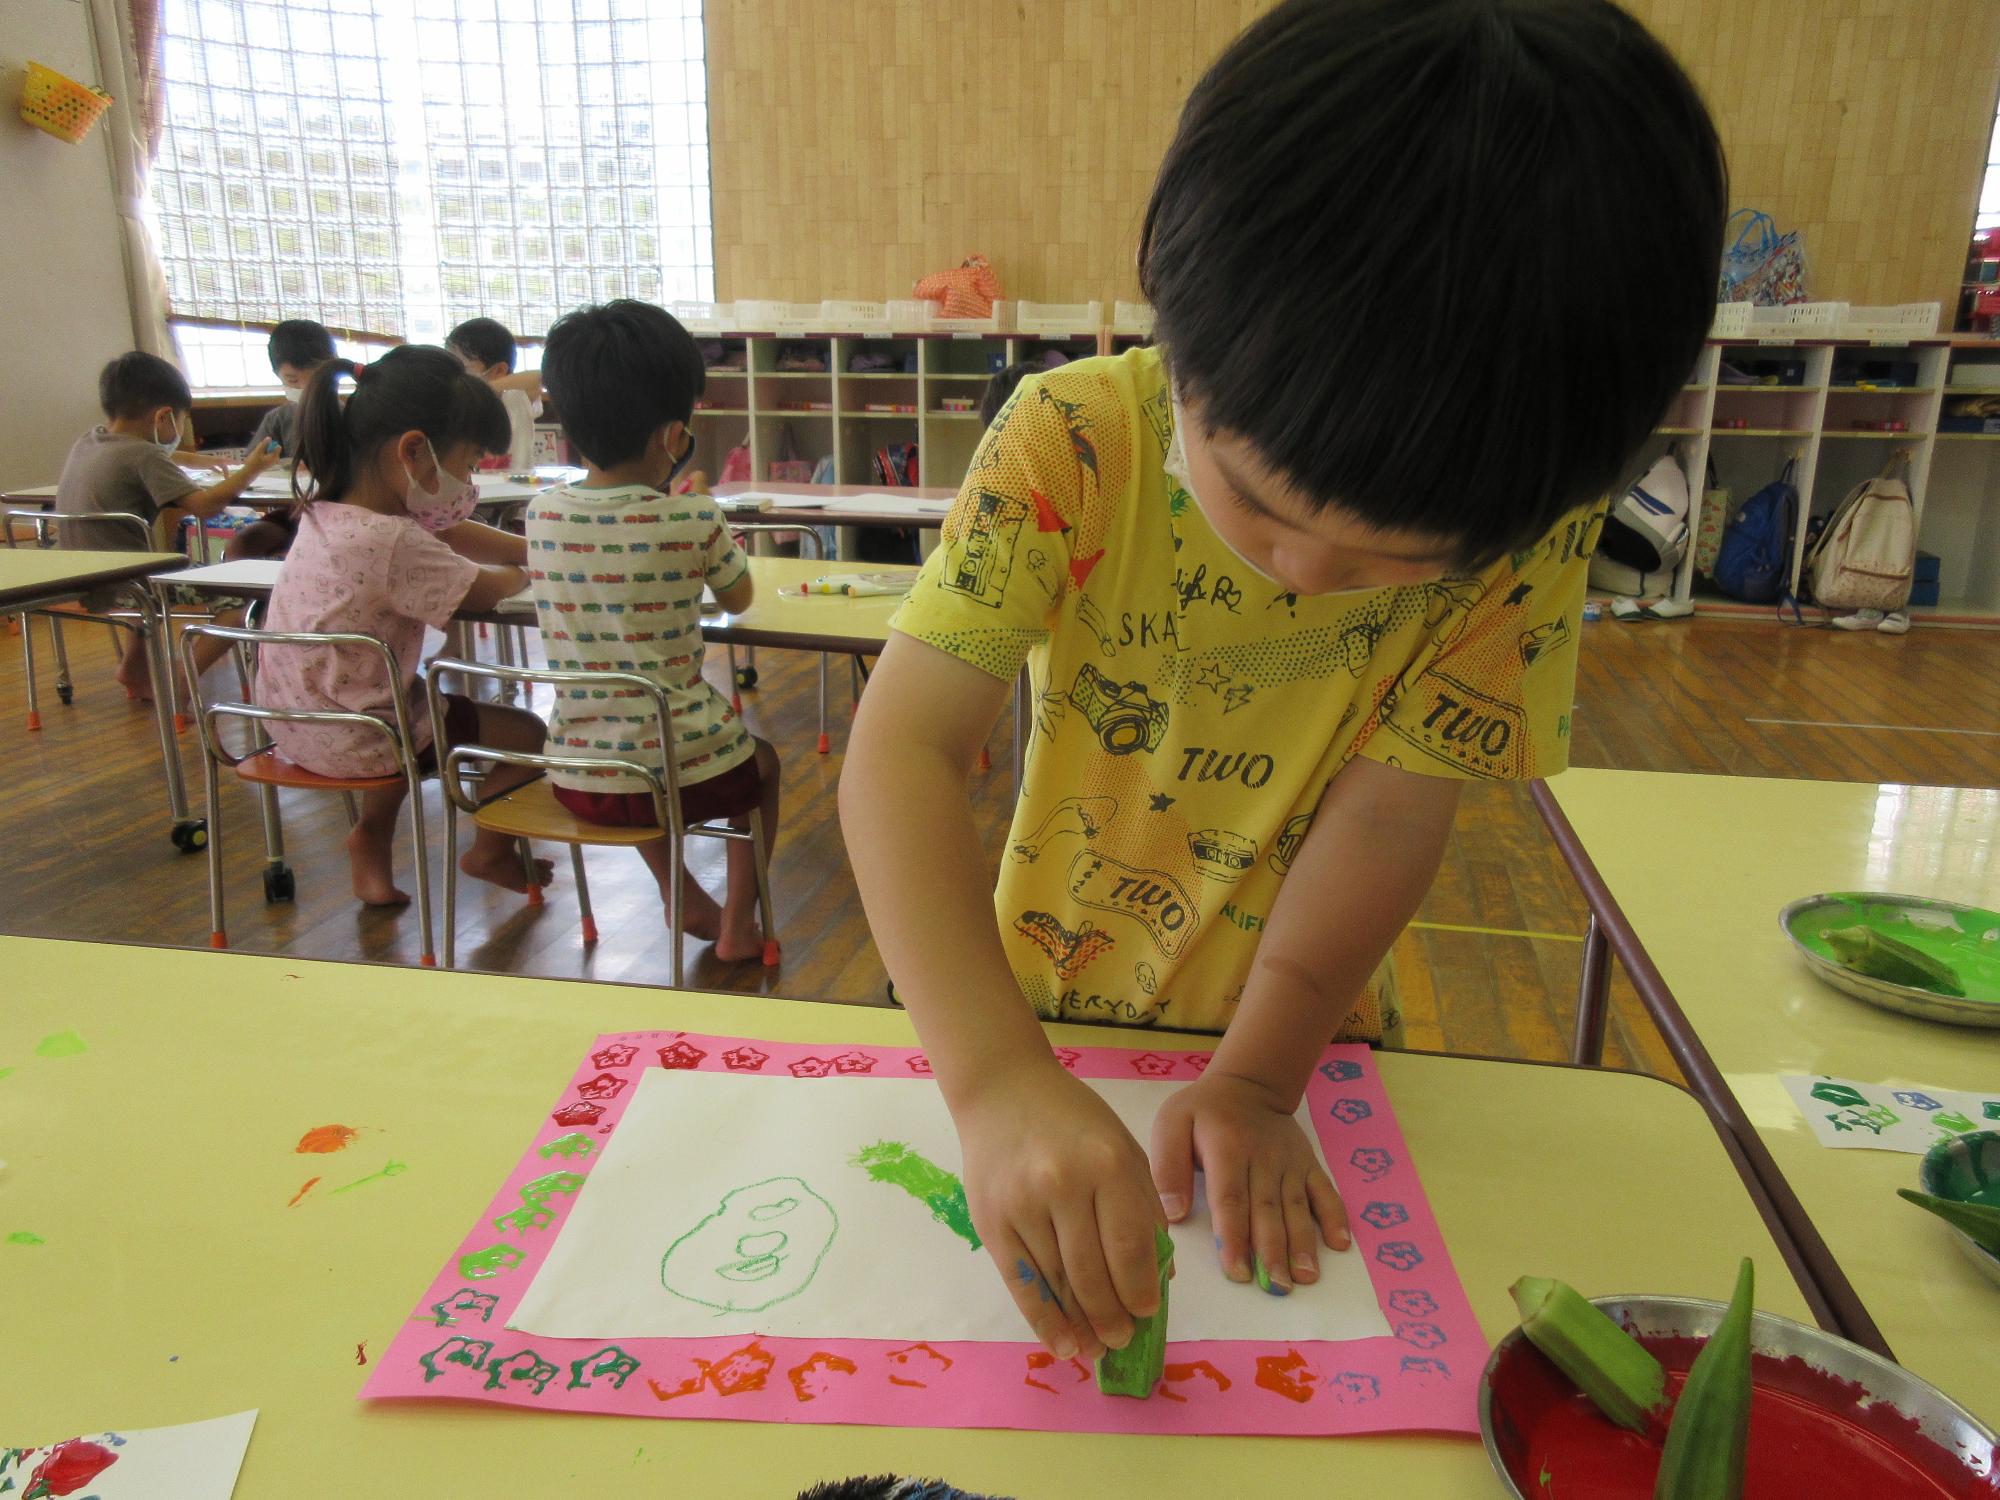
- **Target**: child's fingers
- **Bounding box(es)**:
[1203,1157,1254,1284]
[1147,1099,1197,1225]
[1279,1165,1322,1284]
[1305,1162,1351,1252]
[1248,1159,1294,1296]
[987,1227,1080,1362]
[1051,1200,1131,1357]
[1094,1176,1166,1321]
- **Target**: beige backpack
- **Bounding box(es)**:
[1807,463,1916,613]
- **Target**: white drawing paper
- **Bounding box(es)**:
[508,1069,1392,1345]
[1781,1073,2000,1154]
[0,1410,257,1499]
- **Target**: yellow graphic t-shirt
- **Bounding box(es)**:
[891,346,1599,1037]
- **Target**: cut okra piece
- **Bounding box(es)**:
[1509,1275,1667,1434]
[1096,1227,1176,1398]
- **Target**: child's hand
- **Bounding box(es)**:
[1150,1071,1349,1295]
[242,439,282,476]
[957,1058,1165,1362]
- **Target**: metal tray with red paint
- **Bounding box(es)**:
[1479,1294,1999,1498]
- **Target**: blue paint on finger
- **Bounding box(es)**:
[1014,1255,1063,1309]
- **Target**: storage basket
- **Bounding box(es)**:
[20,61,111,145]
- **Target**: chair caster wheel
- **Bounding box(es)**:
[734,666,758,690]
[263,863,296,903]
[171,819,208,853]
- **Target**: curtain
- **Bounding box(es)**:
[87,0,173,359]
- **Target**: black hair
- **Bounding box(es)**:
[98,350,191,420]
[540,300,705,468]
[267,318,336,374]
[979,362,1038,428]
[1138,0,1727,567]
[446,316,518,374]
[293,344,510,506]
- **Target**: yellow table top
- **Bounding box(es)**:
[707,556,914,651]
[0,938,1808,1494]
[1550,769,2000,1421]
[0,548,178,608]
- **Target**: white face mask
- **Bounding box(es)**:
[154,414,180,453]
[403,438,480,532]
[1163,396,1286,587]
[1164,393,1393,601]
[282,385,304,405]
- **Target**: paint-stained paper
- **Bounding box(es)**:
[507,1071,1391,1344]
[362,1034,1484,1437]
[0,1410,256,1499]
[1781,1074,2000,1154]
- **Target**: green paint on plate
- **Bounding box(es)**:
[6,1231,45,1246]
[1790,895,2000,1004]
[34,1030,88,1058]
[0,1067,13,1082]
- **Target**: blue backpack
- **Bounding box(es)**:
[1712,460,1796,604]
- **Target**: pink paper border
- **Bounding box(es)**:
[360,1033,1485,1436]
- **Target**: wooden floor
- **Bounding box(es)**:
[4,609,1997,1081]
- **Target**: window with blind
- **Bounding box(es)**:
[150,0,713,381]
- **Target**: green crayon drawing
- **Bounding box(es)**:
[661,1176,838,1313]
[851,1140,982,1251]
[6,1231,45,1246]
[35,1031,87,1058]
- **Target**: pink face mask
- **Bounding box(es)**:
[404,438,480,532]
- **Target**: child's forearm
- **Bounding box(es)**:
[1209,758,1462,1107]
[841,695,1057,1112]
[439,520,528,565]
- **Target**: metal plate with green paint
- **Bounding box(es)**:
[1916,1129,2000,1289]
[1780,892,2000,1029]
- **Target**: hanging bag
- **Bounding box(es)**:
[1717,208,1809,306]
[767,424,813,484]
[1691,456,1731,580]
[1590,451,1690,596]
[1713,458,1797,604]
[1806,457,1917,614]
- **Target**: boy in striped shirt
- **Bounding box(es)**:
[529,300,780,963]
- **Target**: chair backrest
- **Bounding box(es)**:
[177,621,420,776]
[729,522,824,559]
[6,508,153,551]
[424,657,687,838]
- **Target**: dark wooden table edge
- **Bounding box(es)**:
[1528,776,1894,1358]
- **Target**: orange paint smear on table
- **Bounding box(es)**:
[287,1177,322,1207]
[296,1124,358,1154]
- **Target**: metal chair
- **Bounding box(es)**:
[5,509,159,729]
[180,622,438,965]
[426,657,778,983]
[727,523,842,753]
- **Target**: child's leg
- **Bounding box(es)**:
[634,838,724,943]
[452,700,556,893]
[112,628,153,701]
[347,782,412,907]
[188,604,246,678]
[716,738,782,962]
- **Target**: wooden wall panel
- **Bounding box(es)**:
[707,0,2000,314]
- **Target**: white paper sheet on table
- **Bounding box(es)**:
[822,493,951,516]
[0,1410,257,1499]
[507,1069,1391,1345]
[722,490,830,510]
[1781,1073,2000,1153]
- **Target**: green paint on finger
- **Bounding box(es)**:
[7,1231,45,1246]
[851,1140,981,1250]
[35,1031,87,1058]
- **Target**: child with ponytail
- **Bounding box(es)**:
[254,345,553,908]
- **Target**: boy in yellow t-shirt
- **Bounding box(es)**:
[841,0,1725,1365]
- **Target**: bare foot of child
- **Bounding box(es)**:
[459,842,555,894]
[112,658,154,703]
[346,824,410,907]
[712,907,765,964]
[675,874,724,942]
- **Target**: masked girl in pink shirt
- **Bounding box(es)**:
[256,345,551,907]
